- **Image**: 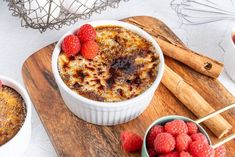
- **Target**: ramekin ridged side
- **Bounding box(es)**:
[58,84,154,125]
[52,20,164,125]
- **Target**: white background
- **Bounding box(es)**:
[0,0,235,156]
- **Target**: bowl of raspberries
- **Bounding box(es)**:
[142,115,226,157]
[120,104,235,157]
[120,115,228,157]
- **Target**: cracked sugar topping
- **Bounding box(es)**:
[58,26,160,102]
[0,85,26,145]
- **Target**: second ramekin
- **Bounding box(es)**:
[0,76,32,157]
[51,20,164,125]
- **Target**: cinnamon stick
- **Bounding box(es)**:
[162,65,232,138]
[156,38,224,78]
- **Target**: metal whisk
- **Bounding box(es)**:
[171,0,235,25]
[5,0,128,32]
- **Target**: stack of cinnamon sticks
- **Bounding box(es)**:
[157,37,231,139]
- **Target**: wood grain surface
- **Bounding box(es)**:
[22,16,235,157]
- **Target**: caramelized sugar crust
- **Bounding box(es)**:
[58,26,160,102]
[0,85,26,145]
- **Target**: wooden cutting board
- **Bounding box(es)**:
[22,16,235,157]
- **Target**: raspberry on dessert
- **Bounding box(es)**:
[188,140,214,157]
[154,132,176,154]
[62,34,81,56]
[147,148,157,157]
[147,125,164,148]
[214,145,226,157]
[0,80,2,89]
[186,122,198,135]
[76,24,96,43]
[81,40,99,59]
[179,151,193,157]
[120,131,143,153]
[190,133,208,144]
[176,133,192,151]
[164,120,188,136]
[165,151,179,157]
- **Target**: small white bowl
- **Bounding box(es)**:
[51,20,164,125]
[0,76,31,157]
[224,24,235,81]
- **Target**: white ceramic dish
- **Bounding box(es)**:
[51,20,164,125]
[224,24,235,82]
[0,76,31,157]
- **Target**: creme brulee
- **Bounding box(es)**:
[0,85,26,145]
[58,26,160,102]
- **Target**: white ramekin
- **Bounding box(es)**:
[0,76,31,157]
[52,20,164,125]
[224,24,235,81]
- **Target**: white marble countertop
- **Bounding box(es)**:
[0,0,235,156]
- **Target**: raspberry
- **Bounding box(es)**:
[147,148,157,157]
[62,34,81,56]
[214,145,226,157]
[179,151,192,157]
[233,34,235,44]
[176,133,192,151]
[0,80,2,88]
[196,144,214,157]
[188,141,204,156]
[154,133,176,154]
[190,133,208,144]
[147,125,164,148]
[186,122,198,135]
[120,131,143,153]
[76,24,96,43]
[188,141,214,157]
[81,40,99,59]
[165,151,179,157]
[164,120,188,136]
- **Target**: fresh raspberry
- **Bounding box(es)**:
[81,40,99,59]
[76,24,96,43]
[120,131,143,153]
[179,151,193,157]
[176,133,192,151]
[190,133,208,144]
[196,144,214,157]
[188,141,204,156]
[164,120,188,136]
[154,133,176,154]
[214,145,226,157]
[0,80,2,88]
[165,151,179,157]
[147,125,164,148]
[188,141,213,157]
[233,34,235,44]
[186,122,198,135]
[147,148,157,157]
[62,34,81,56]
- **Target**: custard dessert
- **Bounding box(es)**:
[0,85,26,145]
[58,26,160,102]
